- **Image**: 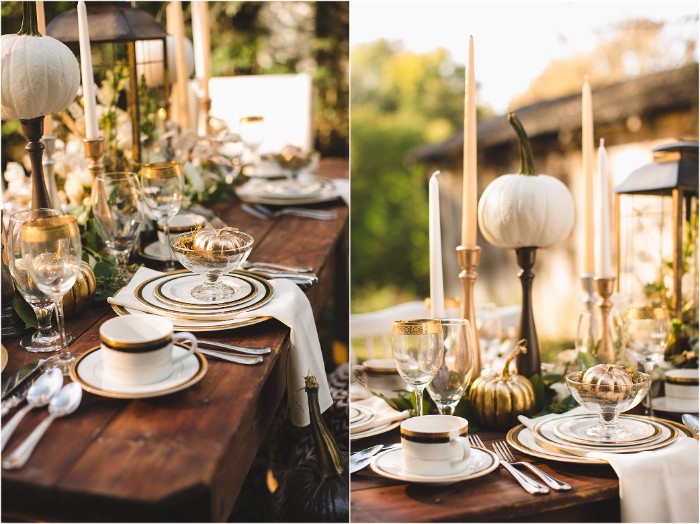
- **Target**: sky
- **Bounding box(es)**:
[350,0,699,113]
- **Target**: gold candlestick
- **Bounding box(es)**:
[83,137,105,179]
[594,276,617,364]
[457,245,481,378]
[199,97,212,136]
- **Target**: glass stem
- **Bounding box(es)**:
[34,305,55,334]
[415,387,425,417]
[53,298,70,361]
[644,362,655,416]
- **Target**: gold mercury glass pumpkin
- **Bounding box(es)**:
[191,228,246,252]
[468,342,536,430]
[581,363,633,402]
[62,261,96,319]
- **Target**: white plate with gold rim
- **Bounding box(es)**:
[653,396,699,414]
[154,273,257,309]
[552,414,663,447]
[350,404,377,426]
[370,447,499,485]
[236,179,339,206]
[70,345,207,399]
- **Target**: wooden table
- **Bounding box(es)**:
[1,159,348,522]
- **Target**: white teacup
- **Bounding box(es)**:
[99,314,197,386]
[401,415,471,476]
[665,369,699,400]
[352,358,405,398]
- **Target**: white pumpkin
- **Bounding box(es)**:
[1,5,80,121]
[478,112,575,249]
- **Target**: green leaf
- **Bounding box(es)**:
[12,294,37,328]
[529,373,546,410]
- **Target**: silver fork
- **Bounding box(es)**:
[241,261,314,273]
[242,203,337,220]
[468,434,549,495]
[492,441,571,491]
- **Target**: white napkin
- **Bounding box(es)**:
[351,410,410,434]
[107,267,332,427]
[519,411,699,523]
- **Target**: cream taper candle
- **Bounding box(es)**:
[429,172,445,319]
[77,0,99,140]
[581,76,595,275]
[191,1,211,101]
[596,138,612,277]
[462,35,477,248]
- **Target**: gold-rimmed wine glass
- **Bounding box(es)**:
[6,208,71,353]
[20,215,82,374]
[624,306,670,416]
[92,172,143,285]
[392,319,444,417]
[239,115,265,172]
[141,161,184,272]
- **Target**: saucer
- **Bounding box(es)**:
[70,345,207,399]
[370,447,499,484]
[140,240,172,262]
[653,396,699,414]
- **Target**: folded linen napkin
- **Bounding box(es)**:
[519,410,699,523]
[351,410,410,434]
[107,267,332,427]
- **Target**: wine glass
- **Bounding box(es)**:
[92,172,143,285]
[476,303,502,373]
[140,161,184,271]
[427,319,476,415]
[6,208,71,352]
[239,115,265,173]
[392,319,444,417]
[20,215,82,374]
[625,306,670,415]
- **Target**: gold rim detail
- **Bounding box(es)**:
[392,319,442,335]
[21,215,79,242]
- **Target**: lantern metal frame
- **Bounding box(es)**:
[46,2,169,166]
[614,141,698,324]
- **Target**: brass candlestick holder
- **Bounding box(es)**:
[457,245,481,378]
[83,137,105,179]
[199,97,212,136]
[20,116,51,209]
[594,276,618,364]
[41,135,60,210]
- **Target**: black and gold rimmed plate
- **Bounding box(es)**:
[154,272,257,309]
[134,270,273,316]
[70,344,207,399]
[236,178,340,206]
[350,404,378,427]
[552,414,663,447]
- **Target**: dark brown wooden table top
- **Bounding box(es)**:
[1,159,348,522]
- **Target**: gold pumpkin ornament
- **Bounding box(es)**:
[62,261,96,319]
[191,227,247,252]
[580,363,634,402]
[468,342,536,430]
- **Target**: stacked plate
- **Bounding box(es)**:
[111,269,274,331]
[350,398,408,440]
[236,177,339,206]
[507,413,692,465]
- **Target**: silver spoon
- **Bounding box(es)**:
[1,368,63,451]
[2,382,83,470]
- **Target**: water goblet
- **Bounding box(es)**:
[476,303,502,373]
[141,161,184,271]
[6,209,69,352]
[20,215,82,374]
[92,172,143,285]
[392,319,444,417]
[239,115,265,172]
[427,319,476,415]
[625,306,670,415]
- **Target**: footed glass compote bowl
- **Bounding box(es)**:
[269,146,319,195]
[170,228,254,302]
[565,364,651,442]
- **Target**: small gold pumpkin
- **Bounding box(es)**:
[581,363,633,402]
[62,261,96,319]
[468,342,536,430]
[191,227,247,252]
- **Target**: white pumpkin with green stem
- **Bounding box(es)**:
[478,112,575,249]
[1,2,80,121]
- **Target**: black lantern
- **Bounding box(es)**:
[46,2,169,168]
[614,141,698,355]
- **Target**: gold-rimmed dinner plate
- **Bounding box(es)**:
[370,447,499,485]
[533,414,677,456]
[351,420,403,441]
[154,272,257,309]
[134,270,273,316]
[552,414,663,447]
[236,178,340,206]
[350,404,377,426]
[70,344,207,399]
[261,179,325,199]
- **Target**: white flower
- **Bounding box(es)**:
[550,382,570,404]
[557,349,577,367]
[183,161,205,193]
[64,176,85,206]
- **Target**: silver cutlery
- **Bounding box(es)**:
[197,347,263,365]
[468,434,549,495]
[1,368,63,451]
[682,414,699,437]
[241,203,337,221]
[2,389,30,417]
[197,339,271,356]
[350,444,384,473]
[246,269,318,283]
[492,440,571,491]
[2,359,45,400]
[2,382,82,470]
[241,261,314,273]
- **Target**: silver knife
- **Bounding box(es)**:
[1,359,44,401]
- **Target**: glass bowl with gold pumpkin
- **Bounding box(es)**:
[169,228,253,302]
[565,364,651,442]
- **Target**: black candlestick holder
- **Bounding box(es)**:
[20,116,51,210]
